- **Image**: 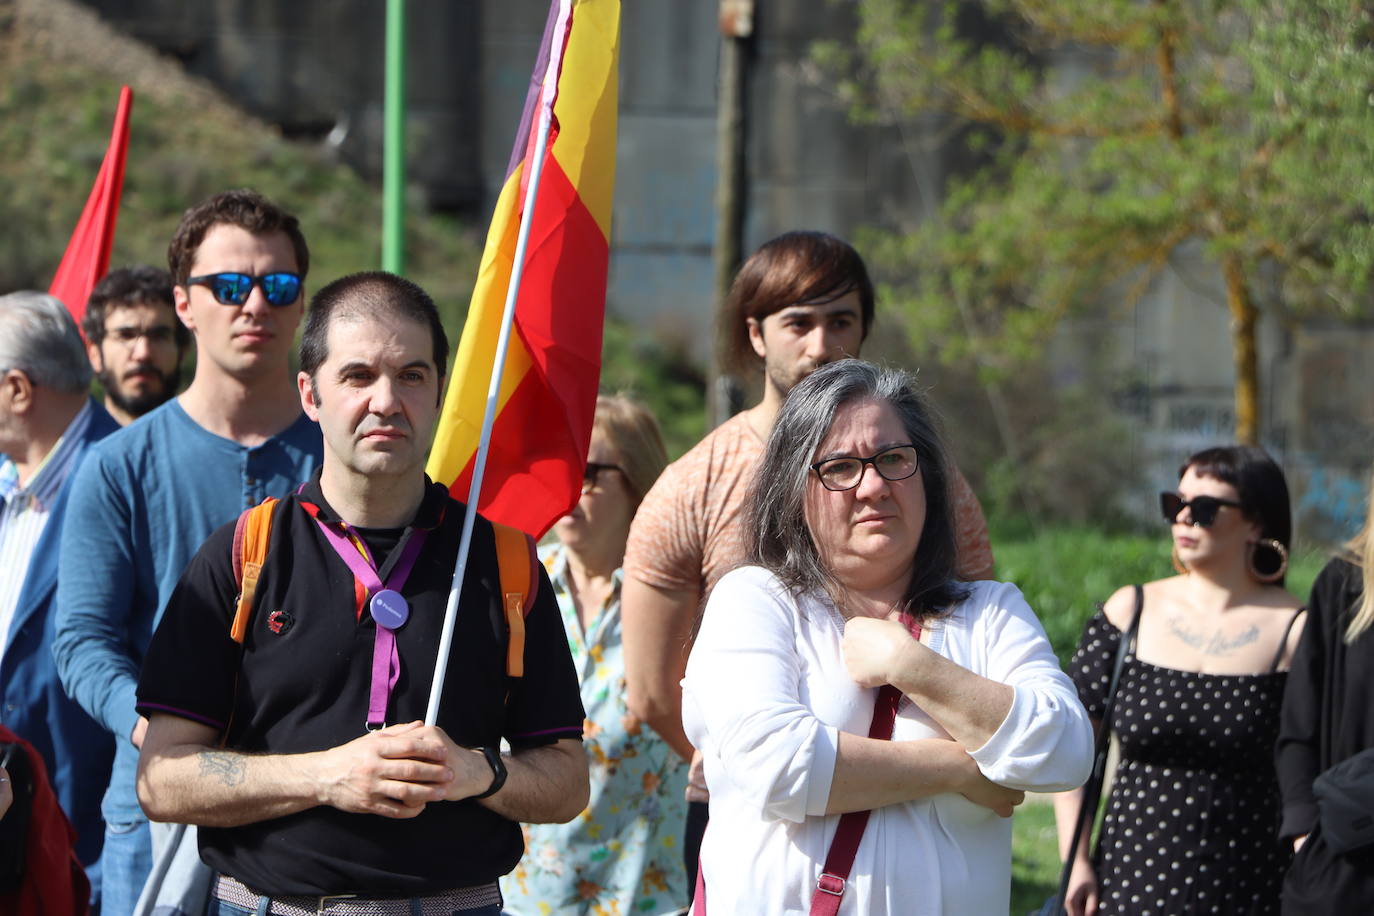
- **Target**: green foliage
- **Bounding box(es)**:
[600,316,708,460]
[994,523,1170,663]
[821,0,1374,421]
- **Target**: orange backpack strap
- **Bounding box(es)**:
[491,522,537,680]
[230,497,279,644]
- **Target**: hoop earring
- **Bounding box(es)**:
[1249,538,1289,583]
[1172,543,1189,575]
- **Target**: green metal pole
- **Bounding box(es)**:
[382,0,407,274]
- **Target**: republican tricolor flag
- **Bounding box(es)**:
[426,0,618,538]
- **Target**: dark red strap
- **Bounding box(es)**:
[809,683,901,916]
[810,618,920,916]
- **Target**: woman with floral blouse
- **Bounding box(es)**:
[501,395,688,916]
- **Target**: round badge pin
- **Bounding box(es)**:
[370,589,410,630]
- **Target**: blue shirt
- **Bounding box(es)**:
[53,398,322,821]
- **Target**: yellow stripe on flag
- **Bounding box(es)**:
[549,0,619,238]
[426,167,536,486]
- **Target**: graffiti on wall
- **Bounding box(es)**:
[1294,464,1368,545]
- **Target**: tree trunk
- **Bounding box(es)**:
[711,15,750,427]
[1222,254,1260,445]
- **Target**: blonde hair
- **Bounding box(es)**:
[1344,464,1374,642]
[592,394,668,513]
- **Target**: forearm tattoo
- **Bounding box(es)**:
[1168,617,1259,655]
[198,751,247,787]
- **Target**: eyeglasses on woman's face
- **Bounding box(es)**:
[810,445,919,492]
[1160,491,1242,528]
[582,462,624,494]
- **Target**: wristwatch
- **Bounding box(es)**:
[473,746,507,799]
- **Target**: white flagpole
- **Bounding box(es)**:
[424,25,567,725]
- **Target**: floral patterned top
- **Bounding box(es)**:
[500,545,690,916]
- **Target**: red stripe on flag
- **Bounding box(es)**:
[448,370,581,534]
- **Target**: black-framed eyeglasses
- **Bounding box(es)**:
[810,445,919,492]
[1160,491,1242,528]
[185,272,303,307]
[582,462,623,493]
[106,325,178,349]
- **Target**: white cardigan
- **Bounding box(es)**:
[682,567,1092,915]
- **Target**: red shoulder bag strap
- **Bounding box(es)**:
[809,681,905,916]
[694,621,920,916]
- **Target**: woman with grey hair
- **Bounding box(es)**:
[682,359,1092,915]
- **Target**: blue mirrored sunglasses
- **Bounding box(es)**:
[185,272,302,307]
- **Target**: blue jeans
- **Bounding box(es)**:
[102,817,152,916]
[209,902,501,916]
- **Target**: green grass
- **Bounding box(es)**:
[1012,802,1060,915]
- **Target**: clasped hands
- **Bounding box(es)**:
[314,721,496,819]
[841,614,1025,818]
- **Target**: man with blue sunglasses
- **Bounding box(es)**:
[55,189,324,916]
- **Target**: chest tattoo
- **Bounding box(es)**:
[199,750,247,786]
[1167,616,1260,655]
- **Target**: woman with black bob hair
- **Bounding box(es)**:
[682,359,1092,915]
[1181,446,1294,584]
[1055,445,1306,916]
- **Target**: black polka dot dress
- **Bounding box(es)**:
[1070,608,1293,915]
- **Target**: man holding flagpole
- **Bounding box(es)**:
[135,271,587,914]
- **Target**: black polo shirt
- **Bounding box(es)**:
[136,475,585,896]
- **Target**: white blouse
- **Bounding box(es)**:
[682,567,1093,915]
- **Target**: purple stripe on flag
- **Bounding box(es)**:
[504,0,565,180]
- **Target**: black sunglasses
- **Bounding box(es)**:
[582,462,623,491]
[1160,491,1242,528]
[186,272,303,307]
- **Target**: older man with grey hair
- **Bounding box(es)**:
[0,291,118,903]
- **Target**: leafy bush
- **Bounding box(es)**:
[600,316,707,460]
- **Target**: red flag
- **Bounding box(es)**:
[49,85,134,325]
[427,0,618,537]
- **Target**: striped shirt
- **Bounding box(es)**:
[0,400,92,657]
